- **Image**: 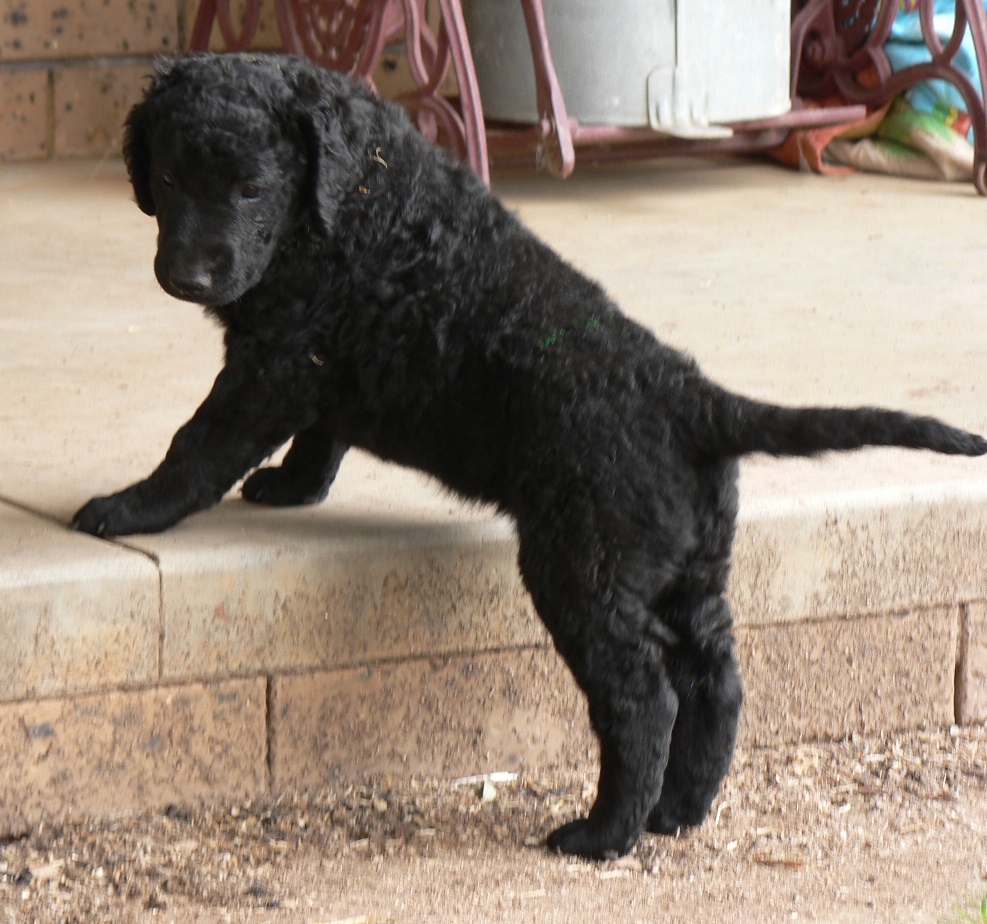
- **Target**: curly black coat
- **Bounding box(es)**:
[73,53,986,860]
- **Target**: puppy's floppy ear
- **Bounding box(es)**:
[123,58,183,216]
[288,67,368,235]
[123,95,155,216]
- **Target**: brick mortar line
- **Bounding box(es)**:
[45,67,54,157]
[177,0,189,53]
[0,644,557,709]
[0,674,254,709]
[955,604,970,725]
[0,494,68,527]
[265,676,274,792]
[153,641,556,690]
[0,54,160,73]
[736,601,987,632]
[157,567,166,685]
[0,605,981,711]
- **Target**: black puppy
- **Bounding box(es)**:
[73,53,986,860]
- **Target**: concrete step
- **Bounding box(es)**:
[1,158,985,834]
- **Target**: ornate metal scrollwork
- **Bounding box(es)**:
[275,0,386,75]
[189,0,263,51]
[189,0,488,182]
[794,0,987,191]
[189,0,987,191]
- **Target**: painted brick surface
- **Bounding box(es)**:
[0,0,179,61]
[0,502,159,703]
[731,497,987,628]
[151,521,545,683]
[0,678,267,836]
[53,62,151,157]
[0,69,49,160]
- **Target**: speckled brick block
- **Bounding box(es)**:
[269,648,595,791]
[737,606,957,747]
[956,602,987,724]
[0,69,50,160]
[53,62,152,157]
[0,678,267,836]
[730,496,987,628]
[0,0,179,61]
[269,608,959,792]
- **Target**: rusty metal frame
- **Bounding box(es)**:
[188,0,488,183]
[188,0,987,193]
[793,0,987,193]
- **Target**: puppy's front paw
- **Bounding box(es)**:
[72,496,113,536]
[241,466,330,506]
[72,494,140,537]
[546,818,633,861]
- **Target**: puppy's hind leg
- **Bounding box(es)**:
[519,540,678,859]
[647,596,742,835]
[242,417,347,506]
[548,646,679,859]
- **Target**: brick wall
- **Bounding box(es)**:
[1,0,184,160]
[0,1,444,163]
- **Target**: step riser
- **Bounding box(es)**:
[3,604,980,838]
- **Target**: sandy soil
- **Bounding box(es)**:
[2,725,985,924]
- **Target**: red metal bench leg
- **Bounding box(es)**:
[186,0,987,193]
[518,0,575,177]
[435,0,490,183]
[185,0,489,180]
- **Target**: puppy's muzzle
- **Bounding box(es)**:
[156,248,234,304]
[168,263,214,299]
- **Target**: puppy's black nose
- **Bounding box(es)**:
[169,265,213,297]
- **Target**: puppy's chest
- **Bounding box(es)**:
[218,307,329,389]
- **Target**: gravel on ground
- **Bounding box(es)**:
[2,725,986,923]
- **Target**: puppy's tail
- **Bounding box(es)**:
[692,385,987,461]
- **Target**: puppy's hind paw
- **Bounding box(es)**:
[645,805,693,836]
[545,818,635,861]
[646,789,716,836]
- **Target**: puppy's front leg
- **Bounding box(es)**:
[72,359,313,538]
[241,417,347,507]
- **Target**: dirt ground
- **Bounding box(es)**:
[2,725,985,924]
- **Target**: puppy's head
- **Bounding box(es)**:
[124,53,367,306]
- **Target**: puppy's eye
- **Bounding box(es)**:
[161,173,175,188]
[241,183,262,200]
